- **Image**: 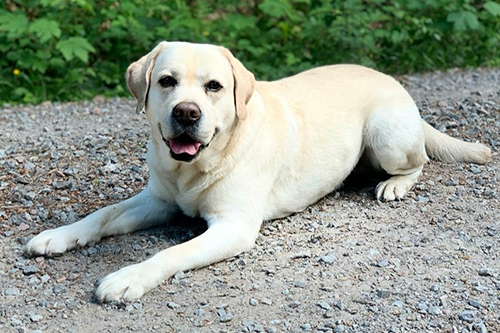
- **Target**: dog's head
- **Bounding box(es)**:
[126,41,255,163]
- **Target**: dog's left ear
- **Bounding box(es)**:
[126,42,168,113]
[220,47,255,120]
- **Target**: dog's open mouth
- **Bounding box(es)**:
[159,128,204,162]
[168,133,202,156]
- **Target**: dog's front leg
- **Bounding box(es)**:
[25,189,178,257]
[95,214,261,302]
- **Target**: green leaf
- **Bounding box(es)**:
[447,11,480,31]
[55,37,96,63]
[0,12,29,38]
[484,1,500,17]
[259,0,290,18]
[29,18,61,43]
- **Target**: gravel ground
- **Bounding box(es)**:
[0,68,499,333]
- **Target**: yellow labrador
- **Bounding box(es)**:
[26,41,491,302]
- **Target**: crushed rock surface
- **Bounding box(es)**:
[0,68,499,333]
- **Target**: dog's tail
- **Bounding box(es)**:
[422,120,492,164]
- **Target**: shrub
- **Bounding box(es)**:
[1,0,499,104]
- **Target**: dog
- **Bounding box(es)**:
[25,41,492,302]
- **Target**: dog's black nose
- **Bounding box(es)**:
[172,102,201,125]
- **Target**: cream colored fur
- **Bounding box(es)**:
[25,41,491,302]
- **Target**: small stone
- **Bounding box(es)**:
[249,298,259,306]
[458,310,476,323]
[320,253,337,264]
[317,301,331,310]
[377,290,391,298]
[217,309,233,322]
[324,311,334,318]
[4,288,20,296]
[478,268,493,277]
[294,280,307,288]
[53,284,67,295]
[468,299,481,309]
[300,323,312,331]
[469,166,481,174]
[216,302,229,309]
[291,251,311,259]
[167,301,180,309]
[22,265,40,275]
[377,260,389,268]
[417,302,428,313]
[417,195,429,203]
[392,300,404,308]
[29,313,43,322]
[428,305,442,315]
[474,322,488,333]
[261,298,272,305]
[173,271,186,280]
[430,284,439,292]
[445,178,458,186]
[334,324,345,333]
[332,300,343,310]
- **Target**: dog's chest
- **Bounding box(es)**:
[174,191,204,217]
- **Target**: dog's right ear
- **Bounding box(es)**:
[126,42,168,113]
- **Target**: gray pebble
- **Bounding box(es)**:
[377,290,391,298]
[332,300,343,310]
[334,324,345,333]
[474,322,488,333]
[377,260,389,268]
[468,299,481,308]
[300,323,312,331]
[29,313,43,322]
[416,195,429,203]
[217,309,233,322]
[478,268,494,277]
[320,253,337,264]
[22,265,40,275]
[427,305,442,315]
[317,301,331,310]
[249,298,259,306]
[53,284,67,295]
[4,287,21,296]
[458,310,476,323]
[261,298,272,305]
[444,178,458,186]
[294,280,307,288]
[216,302,228,309]
[392,300,404,308]
[291,251,311,259]
[167,301,180,309]
[469,165,481,174]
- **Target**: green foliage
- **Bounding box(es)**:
[1,0,499,104]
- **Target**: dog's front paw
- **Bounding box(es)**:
[25,225,92,257]
[95,264,158,302]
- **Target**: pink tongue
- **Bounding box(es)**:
[169,138,201,155]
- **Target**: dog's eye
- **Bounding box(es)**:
[206,80,222,92]
[159,76,177,88]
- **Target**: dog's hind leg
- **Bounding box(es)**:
[25,189,178,257]
[364,104,429,201]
